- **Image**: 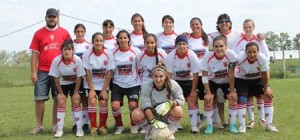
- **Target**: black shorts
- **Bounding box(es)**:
[235,78,264,97]
[111,83,140,103]
[197,76,205,100]
[59,83,76,97]
[85,89,109,100]
[176,80,193,98]
[208,81,229,99]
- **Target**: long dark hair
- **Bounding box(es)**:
[144,33,159,65]
[131,13,148,34]
[116,30,131,46]
[190,17,209,46]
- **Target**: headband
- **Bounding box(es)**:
[151,67,167,75]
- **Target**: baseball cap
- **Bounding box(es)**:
[46,8,58,17]
[217,14,231,24]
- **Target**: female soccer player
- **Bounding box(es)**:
[82,32,114,135]
[110,30,141,134]
[49,39,86,138]
[201,35,238,134]
[136,33,167,85]
[130,13,148,51]
[131,64,185,140]
[102,19,117,50]
[187,17,210,132]
[165,35,200,133]
[233,19,270,129]
[156,15,178,54]
[72,23,91,134]
[235,42,278,132]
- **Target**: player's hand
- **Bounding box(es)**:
[264,87,273,99]
[257,33,266,40]
[72,92,81,101]
[155,100,173,116]
[181,32,190,38]
[204,92,213,104]
[88,90,97,99]
[100,90,108,101]
[189,90,198,103]
[150,119,167,129]
[57,92,66,99]
[228,91,237,102]
[31,73,38,84]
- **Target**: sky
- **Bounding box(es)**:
[0,0,299,52]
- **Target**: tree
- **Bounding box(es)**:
[0,50,10,65]
[265,31,279,62]
[278,33,292,78]
[293,33,300,64]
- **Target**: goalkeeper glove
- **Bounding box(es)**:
[155,100,173,116]
[149,118,167,129]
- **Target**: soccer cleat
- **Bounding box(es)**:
[219,123,229,129]
[266,123,278,132]
[204,124,213,134]
[71,125,77,134]
[82,124,90,134]
[29,126,43,135]
[90,127,98,136]
[52,125,57,133]
[76,129,84,137]
[238,125,246,133]
[191,125,199,133]
[259,119,267,126]
[176,124,183,130]
[246,121,255,129]
[54,130,63,138]
[99,126,108,136]
[130,125,139,134]
[115,126,124,135]
[229,124,238,134]
[168,124,178,134]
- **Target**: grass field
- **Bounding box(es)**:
[0,79,299,140]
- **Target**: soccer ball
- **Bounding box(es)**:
[149,127,172,140]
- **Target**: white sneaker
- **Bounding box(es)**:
[54,130,63,138]
[130,125,139,134]
[76,129,84,137]
[246,121,255,129]
[169,133,176,140]
[115,126,124,135]
[168,124,178,134]
[238,125,246,133]
[266,123,278,132]
[29,126,43,135]
[191,125,199,133]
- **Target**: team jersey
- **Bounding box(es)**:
[136,48,167,84]
[29,26,71,72]
[104,36,117,50]
[130,31,145,51]
[188,34,209,76]
[232,35,270,58]
[201,49,237,84]
[165,49,200,81]
[82,48,114,90]
[112,46,141,88]
[49,54,85,85]
[235,52,270,80]
[73,39,91,57]
[208,30,243,49]
[156,31,178,54]
[141,80,185,110]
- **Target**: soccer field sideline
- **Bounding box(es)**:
[0,79,299,139]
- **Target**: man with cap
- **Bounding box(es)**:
[29,8,71,134]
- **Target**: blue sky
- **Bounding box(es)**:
[0,0,299,52]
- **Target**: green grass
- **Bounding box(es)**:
[0,79,299,139]
[0,65,31,87]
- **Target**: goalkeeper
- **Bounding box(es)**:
[131,64,185,140]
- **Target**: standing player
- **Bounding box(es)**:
[187,17,210,132]
[136,33,167,85]
[130,13,148,51]
[156,15,178,54]
[232,19,270,129]
[131,64,184,140]
[103,19,117,50]
[49,39,86,137]
[235,42,278,132]
[165,35,200,133]
[29,8,71,134]
[111,30,141,134]
[201,35,238,134]
[72,23,91,134]
[82,32,114,135]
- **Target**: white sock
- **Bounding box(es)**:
[237,104,246,127]
[229,104,237,125]
[257,98,265,120]
[73,106,83,130]
[72,109,76,125]
[57,107,66,131]
[82,107,89,125]
[189,107,199,127]
[264,101,274,124]
[247,101,254,121]
[204,105,213,126]
[212,103,218,124]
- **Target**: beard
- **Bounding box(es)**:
[46,22,57,29]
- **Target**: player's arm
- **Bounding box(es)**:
[85,68,96,99]
[54,77,63,94]
[190,73,198,101]
[100,70,112,101]
[31,51,38,84]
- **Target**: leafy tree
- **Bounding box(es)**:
[293,33,300,64]
[0,50,10,65]
[265,31,279,51]
[278,33,292,78]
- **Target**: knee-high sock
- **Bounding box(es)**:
[229,104,237,125]
[99,107,108,128]
[73,106,83,130]
[264,101,274,125]
[88,106,97,128]
[189,106,199,127]
[257,98,265,120]
[57,107,66,131]
[113,109,123,126]
[237,104,247,127]
[204,105,213,126]
[247,101,254,121]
